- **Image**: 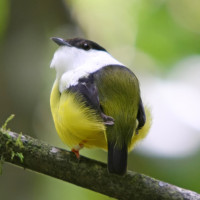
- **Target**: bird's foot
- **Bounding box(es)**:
[101,113,114,126]
[71,148,80,159]
[71,143,84,159]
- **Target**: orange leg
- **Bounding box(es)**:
[71,143,84,159]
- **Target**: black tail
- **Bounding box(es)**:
[107,142,127,175]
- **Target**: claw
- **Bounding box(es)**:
[71,143,84,159]
[104,120,115,126]
[71,148,80,159]
[101,113,114,126]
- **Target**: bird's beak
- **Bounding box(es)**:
[51,37,71,47]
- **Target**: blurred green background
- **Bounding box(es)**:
[1,0,200,199]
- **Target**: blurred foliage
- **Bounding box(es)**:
[0,0,200,200]
[136,0,200,68]
[67,0,138,47]
[0,0,9,40]
[67,0,200,70]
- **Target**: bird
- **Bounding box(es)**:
[50,37,151,175]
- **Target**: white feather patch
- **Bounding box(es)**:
[51,46,124,93]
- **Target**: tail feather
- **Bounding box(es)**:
[108,142,127,175]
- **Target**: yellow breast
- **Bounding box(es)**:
[50,81,107,149]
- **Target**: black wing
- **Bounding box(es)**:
[136,97,146,132]
[68,76,114,125]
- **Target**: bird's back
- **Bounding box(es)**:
[93,65,140,174]
[94,65,140,145]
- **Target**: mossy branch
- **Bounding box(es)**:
[0,129,199,200]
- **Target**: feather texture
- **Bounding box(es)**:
[50,38,152,175]
[50,81,106,149]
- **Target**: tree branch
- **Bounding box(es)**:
[0,129,199,200]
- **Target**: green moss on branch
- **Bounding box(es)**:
[0,129,200,200]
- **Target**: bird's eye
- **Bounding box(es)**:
[82,43,90,50]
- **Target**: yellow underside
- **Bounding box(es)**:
[50,81,151,151]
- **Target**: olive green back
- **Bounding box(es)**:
[93,65,140,148]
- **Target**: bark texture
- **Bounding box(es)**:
[0,129,200,200]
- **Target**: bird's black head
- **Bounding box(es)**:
[51,37,107,52]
